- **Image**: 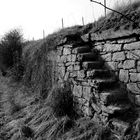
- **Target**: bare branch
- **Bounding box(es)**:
[90,0,140,28]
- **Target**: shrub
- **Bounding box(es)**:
[46,82,76,119]
[0,29,23,77]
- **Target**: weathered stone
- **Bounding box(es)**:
[67,55,71,62]
[67,65,73,72]
[130,73,140,82]
[137,61,140,72]
[91,103,101,113]
[82,105,92,116]
[106,62,118,70]
[74,64,80,71]
[103,44,121,52]
[126,50,140,60]
[127,83,140,94]
[129,69,137,72]
[63,48,71,55]
[77,98,86,105]
[56,56,61,62]
[77,70,85,79]
[83,86,92,101]
[118,38,136,43]
[112,52,125,61]
[73,85,83,97]
[95,45,103,51]
[124,41,140,50]
[70,71,77,78]
[123,60,135,69]
[60,56,67,63]
[64,72,69,81]
[117,62,123,68]
[71,54,76,62]
[101,53,112,61]
[119,69,129,83]
[59,66,65,78]
[57,46,63,55]
[65,62,74,66]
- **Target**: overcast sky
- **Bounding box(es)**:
[0,0,133,40]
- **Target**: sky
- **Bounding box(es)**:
[0,0,132,40]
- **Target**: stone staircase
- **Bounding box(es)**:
[73,43,133,133]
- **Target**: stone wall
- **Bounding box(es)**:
[92,34,140,106]
[55,34,140,121]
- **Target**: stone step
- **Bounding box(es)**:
[100,89,129,105]
[97,78,119,92]
[86,69,112,79]
[101,103,131,114]
[72,46,91,54]
[82,61,104,70]
[77,52,98,61]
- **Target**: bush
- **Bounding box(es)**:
[0,29,23,77]
[46,82,76,119]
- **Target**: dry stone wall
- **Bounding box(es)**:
[54,34,140,124]
[92,34,140,106]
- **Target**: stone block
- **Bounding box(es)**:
[106,62,118,70]
[74,64,80,71]
[137,61,140,72]
[123,60,135,69]
[63,48,71,55]
[126,50,140,60]
[77,70,85,79]
[67,65,73,72]
[95,45,103,51]
[65,62,74,66]
[117,62,123,68]
[60,56,67,63]
[112,52,125,61]
[64,72,69,81]
[67,55,71,62]
[83,86,92,101]
[130,73,140,82]
[124,41,140,50]
[101,53,112,61]
[59,66,65,78]
[70,71,77,78]
[57,46,63,55]
[127,83,140,94]
[73,85,83,97]
[129,69,137,72]
[71,54,76,62]
[119,69,129,83]
[103,44,121,52]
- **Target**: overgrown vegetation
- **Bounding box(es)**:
[0,29,24,80]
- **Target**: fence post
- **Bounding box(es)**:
[104,0,106,17]
[82,17,84,26]
[62,18,64,28]
[43,30,45,39]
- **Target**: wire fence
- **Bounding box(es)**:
[33,0,136,40]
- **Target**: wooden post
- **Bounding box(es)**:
[62,18,64,28]
[43,30,45,39]
[82,17,84,26]
[104,0,106,17]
